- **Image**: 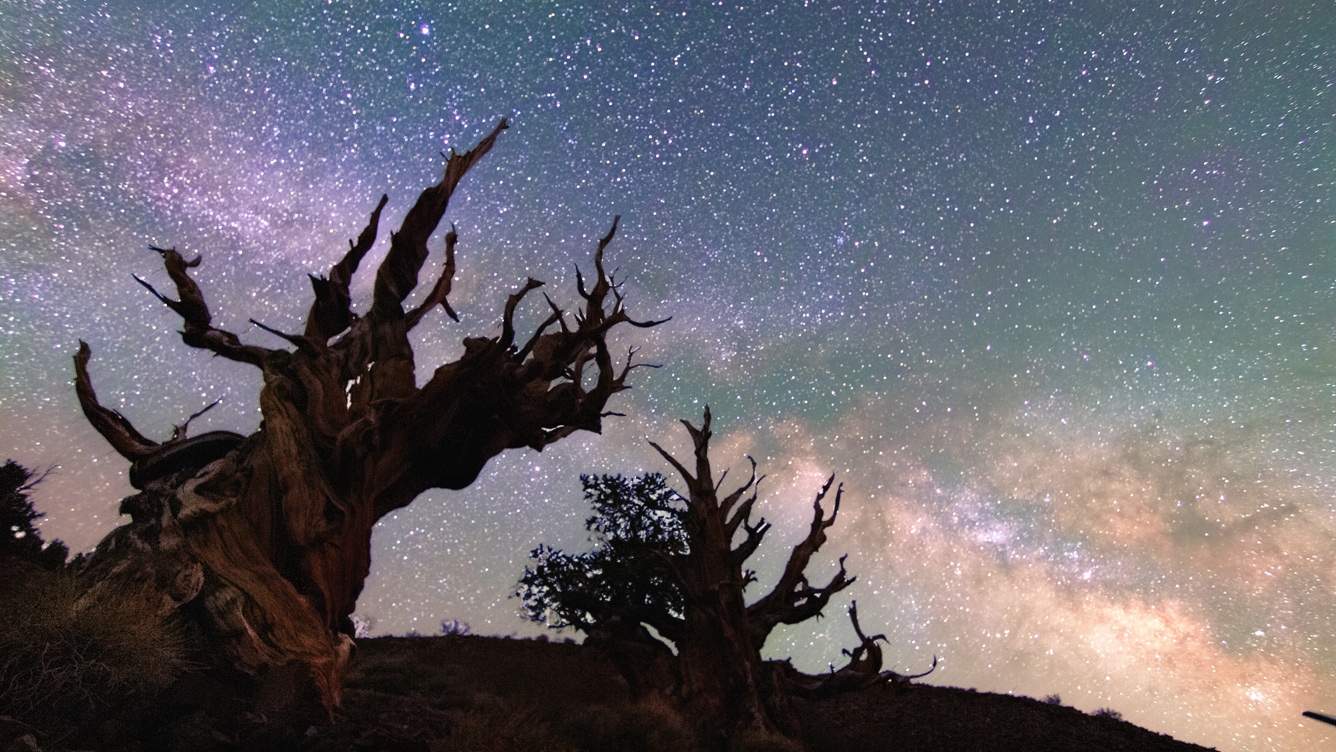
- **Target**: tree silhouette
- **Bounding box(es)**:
[519,472,688,696]
[520,472,686,636]
[0,460,68,585]
[521,408,934,743]
[73,119,663,714]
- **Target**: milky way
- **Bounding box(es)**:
[2,2,1332,749]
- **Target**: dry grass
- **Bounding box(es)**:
[728,727,808,752]
[0,573,192,739]
[563,694,698,752]
[444,693,577,752]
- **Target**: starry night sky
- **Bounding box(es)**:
[2,1,1333,749]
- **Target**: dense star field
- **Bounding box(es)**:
[1,2,1332,749]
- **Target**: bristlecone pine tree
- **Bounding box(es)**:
[521,408,936,743]
[72,119,663,715]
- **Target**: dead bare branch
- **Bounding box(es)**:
[73,341,160,461]
[137,246,272,366]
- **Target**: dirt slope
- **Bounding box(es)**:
[338,635,1216,752]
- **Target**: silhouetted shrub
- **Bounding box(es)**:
[0,460,68,575]
[1043,694,1062,705]
[1094,707,1123,720]
[519,473,686,635]
[441,618,471,636]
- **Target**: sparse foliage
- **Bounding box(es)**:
[441,619,472,636]
[0,460,68,577]
[519,472,686,639]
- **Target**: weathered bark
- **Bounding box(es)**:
[518,410,931,743]
[646,408,856,743]
[771,601,937,700]
[73,119,663,714]
[639,410,937,744]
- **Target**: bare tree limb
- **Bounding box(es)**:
[71,120,664,720]
[371,118,508,318]
[404,222,459,329]
[171,399,221,441]
[775,602,936,699]
[500,278,546,350]
[745,477,855,645]
[73,341,159,461]
[306,194,388,341]
[136,246,273,366]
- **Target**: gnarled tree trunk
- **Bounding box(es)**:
[73,119,662,715]
[646,410,935,745]
[648,409,855,742]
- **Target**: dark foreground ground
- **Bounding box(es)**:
[324,634,1217,752]
[2,633,1219,751]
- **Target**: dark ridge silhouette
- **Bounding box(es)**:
[0,627,1226,751]
[329,634,1219,752]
